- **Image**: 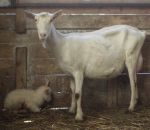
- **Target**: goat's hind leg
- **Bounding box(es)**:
[126,55,139,112]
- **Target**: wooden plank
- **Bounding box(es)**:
[15,47,27,89]
[0,14,15,30]
[0,8,16,13]
[26,14,150,29]
[117,74,150,107]
[0,59,14,76]
[15,9,26,33]
[107,79,118,107]
[16,0,150,8]
[142,42,150,72]
[0,77,15,108]
[17,0,150,4]
[0,31,15,43]
[51,92,71,108]
[1,8,150,15]
[0,44,13,58]
[29,43,54,59]
[30,59,63,75]
[22,8,150,15]
[116,75,130,106]
[138,74,150,106]
[23,7,150,14]
[1,7,150,14]
[83,79,107,109]
[30,75,70,91]
[15,30,39,44]
[0,8,150,30]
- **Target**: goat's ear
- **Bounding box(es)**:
[51,10,62,21]
[25,10,35,19]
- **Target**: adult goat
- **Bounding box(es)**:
[26,10,145,121]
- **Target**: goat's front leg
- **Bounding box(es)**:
[69,78,76,114]
[74,71,84,121]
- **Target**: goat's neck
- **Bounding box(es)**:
[47,23,65,59]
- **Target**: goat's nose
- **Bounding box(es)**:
[40,33,46,38]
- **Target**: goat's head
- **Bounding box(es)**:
[26,10,62,48]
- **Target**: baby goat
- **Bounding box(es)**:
[4,81,52,113]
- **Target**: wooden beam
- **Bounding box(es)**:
[26,14,150,30]
[15,47,27,89]
[15,9,26,33]
[16,0,150,8]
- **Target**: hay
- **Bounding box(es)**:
[0,107,150,130]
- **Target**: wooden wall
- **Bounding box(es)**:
[0,7,150,109]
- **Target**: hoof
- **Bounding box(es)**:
[128,107,134,112]
[75,115,84,122]
[125,108,134,114]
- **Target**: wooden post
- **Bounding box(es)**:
[15,9,26,34]
[107,79,118,108]
[15,47,27,89]
[11,0,16,7]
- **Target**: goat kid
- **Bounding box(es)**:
[4,81,52,113]
[26,10,145,121]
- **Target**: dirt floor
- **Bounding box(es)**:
[0,107,150,130]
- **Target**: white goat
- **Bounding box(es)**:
[26,10,145,121]
[4,81,52,112]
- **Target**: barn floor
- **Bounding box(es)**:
[0,107,150,130]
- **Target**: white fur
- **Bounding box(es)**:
[26,10,146,120]
[0,0,10,7]
[4,85,52,112]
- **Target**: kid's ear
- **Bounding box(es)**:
[25,10,36,19]
[51,10,62,21]
[45,80,51,87]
